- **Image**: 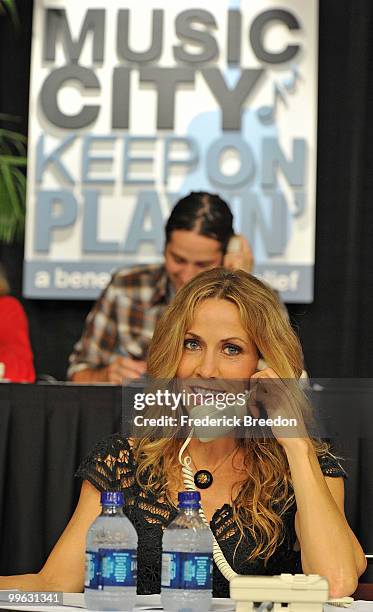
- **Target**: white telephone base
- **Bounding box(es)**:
[230,573,329,611]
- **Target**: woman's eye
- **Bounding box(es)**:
[184,339,200,350]
[223,344,241,356]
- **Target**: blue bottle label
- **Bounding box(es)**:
[161,551,212,590]
[100,548,137,587]
[85,551,101,590]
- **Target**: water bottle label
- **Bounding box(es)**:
[100,548,137,587]
[85,551,101,589]
[161,551,212,590]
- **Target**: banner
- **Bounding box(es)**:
[24,0,318,301]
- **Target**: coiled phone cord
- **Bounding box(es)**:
[178,430,237,582]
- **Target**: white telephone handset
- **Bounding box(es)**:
[188,400,247,443]
[225,233,255,276]
[227,235,241,254]
[188,360,266,442]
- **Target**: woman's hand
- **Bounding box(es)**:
[248,367,309,447]
[72,357,146,384]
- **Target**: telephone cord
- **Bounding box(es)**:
[178,431,237,581]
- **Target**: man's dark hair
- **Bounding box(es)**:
[165,192,234,253]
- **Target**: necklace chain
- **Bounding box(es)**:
[189,445,238,476]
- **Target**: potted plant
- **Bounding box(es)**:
[0,1,26,244]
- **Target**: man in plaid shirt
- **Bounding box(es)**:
[67,192,253,383]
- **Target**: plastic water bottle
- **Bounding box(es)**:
[161,491,213,612]
[84,491,137,611]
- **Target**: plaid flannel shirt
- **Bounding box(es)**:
[67,264,172,378]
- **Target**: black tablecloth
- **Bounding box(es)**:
[0,382,371,581]
[0,383,122,575]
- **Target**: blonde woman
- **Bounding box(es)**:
[0,268,366,597]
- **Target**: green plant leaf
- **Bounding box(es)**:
[0,130,27,158]
[0,155,27,165]
[0,115,27,243]
[0,129,27,143]
[1,0,20,30]
[0,113,22,123]
[1,163,22,217]
[0,158,26,243]
[11,166,27,204]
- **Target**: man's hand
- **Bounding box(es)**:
[71,357,146,384]
[223,235,254,273]
[104,356,146,384]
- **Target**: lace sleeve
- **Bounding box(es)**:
[318,452,347,478]
[75,433,138,497]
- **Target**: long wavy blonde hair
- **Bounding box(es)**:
[133,268,328,563]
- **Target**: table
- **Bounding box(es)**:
[0,381,372,582]
[0,593,371,611]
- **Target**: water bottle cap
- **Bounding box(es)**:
[101,491,124,506]
[178,491,201,508]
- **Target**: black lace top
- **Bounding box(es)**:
[76,434,346,598]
